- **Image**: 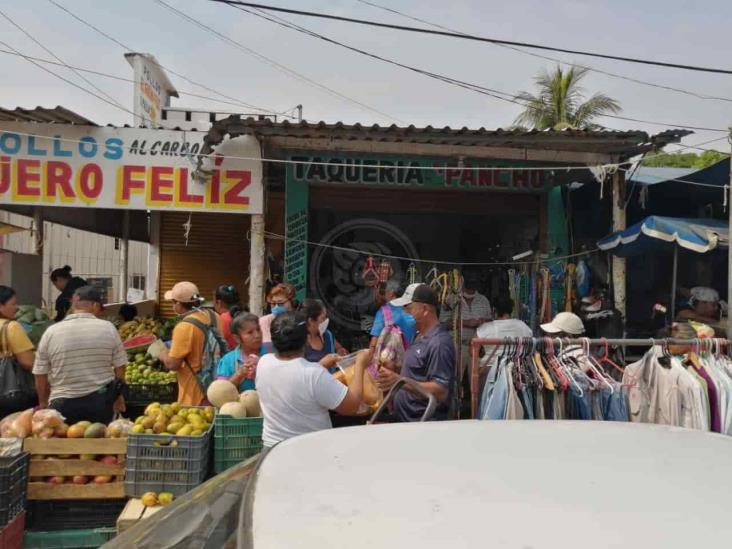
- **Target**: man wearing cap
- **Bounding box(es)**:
[369,280,417,351]
[33,286,127,424]
[158,281,223,406]
[376,284,455,421]
[677,287,723,333]
[540,311,586,360]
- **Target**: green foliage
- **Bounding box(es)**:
[514,65,621,130]
[642,150,728,169]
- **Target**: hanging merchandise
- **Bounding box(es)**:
[362,256,379,288]
[575,260,591,299]
[538,268,551,325]
[564,263,577,312]
[377,259,392,285]
[406,263,419,285]
[507,269,518,317]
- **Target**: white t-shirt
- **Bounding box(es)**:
[256,354,348,447]
[476,319,533,370]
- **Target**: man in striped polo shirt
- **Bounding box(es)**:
[33,286,127,425]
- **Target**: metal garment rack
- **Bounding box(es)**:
[468,337,731,419]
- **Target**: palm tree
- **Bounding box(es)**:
[513,65,621,130]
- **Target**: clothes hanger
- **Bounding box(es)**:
[406,263,418,285]
[597,338,625,374]
[555,338,584,397]
[581,338,614,392]
[545,337,570,391]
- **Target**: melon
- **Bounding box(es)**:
[206,380,240,409]
[219,401,247,418]
[239,390,261,417]
[122,334,156,352]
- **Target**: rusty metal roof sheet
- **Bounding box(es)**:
[203,116,691,158]
[0,105,97,126]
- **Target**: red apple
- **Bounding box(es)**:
[97,455,118,465]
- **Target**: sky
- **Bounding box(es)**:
[1,0,731,153]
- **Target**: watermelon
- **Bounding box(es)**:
[123,334,157,352]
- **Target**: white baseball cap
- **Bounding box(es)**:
[390,283,439,308]
[540,312,585,335]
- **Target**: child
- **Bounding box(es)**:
[216,313,267,391]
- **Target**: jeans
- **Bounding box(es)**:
[601,383,629,421]
[567,374,593,420]
[50,382,115,425]
[520,387,535,420]
[480,359,509,420]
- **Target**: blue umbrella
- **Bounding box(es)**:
[598,216,728,318]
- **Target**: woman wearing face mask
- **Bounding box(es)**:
[300,299,347,372]
[259,283,297,350]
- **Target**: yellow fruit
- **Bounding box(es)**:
[144,429,153,434]
[176,425,193,436]
[187,414,204,428]
[203,408,215,422]
[153,421,167,434]
[158,492,174,506]
[141,417,155,430]
[141,492,158,507]
[135,416,144,425]
[161,405,173,417]
[131,425,144,434]
[166,423,183,434]
[145,402,161,415]
[177,409,189,418]
[190,429,203,436]
[170,402,181,413]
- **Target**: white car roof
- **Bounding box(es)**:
[249,421,732,548]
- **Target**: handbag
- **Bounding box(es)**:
[0,320,36,409]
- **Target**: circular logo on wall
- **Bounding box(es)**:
[309,218,419,332]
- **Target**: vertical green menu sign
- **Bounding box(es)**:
[285,163,309,302]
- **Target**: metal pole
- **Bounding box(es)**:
[249,214,266,316]
[671,246,678,323]
[728,131,732,339]
[120,210,130,302]
[611,170,626,316]
[296,104,303,122]
[472,337,726,347]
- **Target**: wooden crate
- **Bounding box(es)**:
[23,438,127,500]
[116,498,163,534]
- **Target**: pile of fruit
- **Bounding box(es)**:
[131,402,214,436]
[207,380,262,418]
[141,491,174,507]
[0,409,133,439]
[125,353,176,385]
[118,316,162,341]
[37,455,121,486]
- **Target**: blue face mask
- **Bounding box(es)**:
[271,304,287,316]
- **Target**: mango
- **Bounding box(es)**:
[84,423,107,438]
[153,421,167,434]
[166,423,183,434]
[141,492,158,507]
[131,424,144,434]
[176,425,193,436]
[158,492,174,506]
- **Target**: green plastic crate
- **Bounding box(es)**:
[214,415,263,473]
[23,527,116,549]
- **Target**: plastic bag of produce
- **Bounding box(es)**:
[0,408,33,438]
[31,408,65,438]
[333,351,382,416]
[107,418,134,438]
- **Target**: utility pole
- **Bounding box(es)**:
[612,170,626,317]
[296,104,303,122]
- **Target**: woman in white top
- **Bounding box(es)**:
[256,311,369,447]
[477,295,532,372]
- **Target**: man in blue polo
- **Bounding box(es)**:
[376,284,455,421]
[369,280,417,351]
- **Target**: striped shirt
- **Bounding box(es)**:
[33,313,127,401]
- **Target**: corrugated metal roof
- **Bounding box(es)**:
[0,106,97,126]
[202,116,691,158]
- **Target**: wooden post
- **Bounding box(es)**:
[146,212,161,301]
[33,208,43,255]
[249,213,266,316]
[612,170,626,316]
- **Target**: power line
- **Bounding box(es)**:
[0,8,126,113]
[153,0,401,123]
[0,39,139,119]
[231,4,730,135]
[355,0,732,106]
[212,0,732,75]
[0,47,295,116]
[45,0,288,117]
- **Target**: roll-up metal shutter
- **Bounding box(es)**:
[158,212,250,318]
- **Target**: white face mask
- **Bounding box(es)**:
[318,318,330,336]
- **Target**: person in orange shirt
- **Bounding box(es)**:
[159,281,223,406]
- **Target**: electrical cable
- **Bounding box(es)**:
[355,0,732,106]
[263,230,600,266]
[45,0,290,118]
[153,0,401,123]
[0,47,296,116]
[1,129,726,177]
[0,8,126,113]
[0,39,138,119]
[212,0,732,75]
[232,4,730,134]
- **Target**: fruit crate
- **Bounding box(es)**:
[126,382,178,405]
[23,438,127,500]
[24,527,116,549]
[125,407,215,498]
[0,510,24,549]
[0,452,30,528]
[116,497,164,535]
[27,499,126,531]
[213,416,264,473]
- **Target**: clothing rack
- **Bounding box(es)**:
[468,337,731,419]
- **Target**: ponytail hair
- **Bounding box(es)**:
[50,265,72,282]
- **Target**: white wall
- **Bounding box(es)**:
[0,211,148,306]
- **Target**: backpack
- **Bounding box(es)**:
[368,305,408,379]
[182,309,228,395]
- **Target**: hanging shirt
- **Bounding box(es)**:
[460,293,492,344]
[477,319,532,371]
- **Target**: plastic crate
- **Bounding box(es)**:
[213,416,263,473]
[0,452,29,528]
[27,499,126,531]
[126,382,177,405]
[0,510,24,549]
[23,527,116,549]
[124,407,214,497]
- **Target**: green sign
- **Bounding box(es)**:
[289,154,554,191]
